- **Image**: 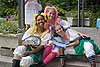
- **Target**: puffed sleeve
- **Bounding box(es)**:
[67,29,80,41]
[21,27,34,40]
[59,20,71,30]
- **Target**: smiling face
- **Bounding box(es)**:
[47,9,55,20]
[55,25,64,36]
[36,15,45,28]
[44,6,58,25]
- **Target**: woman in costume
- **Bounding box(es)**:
[42,6,88,65]
[12,13,51,67]
[51,24,100,67]
[44,6,71,30]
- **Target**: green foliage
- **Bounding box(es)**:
[37,0,100,27]
[41,0,77,16]
[0,21,18,34]
[0,0,100,28]
[0,0,18,17]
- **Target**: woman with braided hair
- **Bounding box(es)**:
[52,24,100,67]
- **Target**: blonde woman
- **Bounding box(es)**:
[42,6,89,65]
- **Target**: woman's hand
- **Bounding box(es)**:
[22,41,33,46]
[44,41,53,48]
[31,45,44,53]
[22,51,32,57]
[78,32,89,37]
[66,40,79,47]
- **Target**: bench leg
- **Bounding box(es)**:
[59,48,65,67]
[12,59,20,67]
[88,55,96,67]
[60,57,65,67]
[90,61,96,67]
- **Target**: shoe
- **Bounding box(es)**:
[40,63,46,67]
[12,59,20,67]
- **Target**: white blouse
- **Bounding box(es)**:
[51,29,80,48]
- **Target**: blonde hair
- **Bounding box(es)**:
[26,13,47,35]
[44,6,58,24]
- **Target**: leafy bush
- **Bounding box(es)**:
[0,0,18,17]
[0,21,18,34]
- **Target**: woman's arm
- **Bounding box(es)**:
[66,40,79,47]
[31,45,44,53]
[77,32,89,37]
[22,41,33,46]
[22,45,44,57]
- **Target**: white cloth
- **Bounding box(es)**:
[64,29,79,55]
[48,29,79,54]
[22,32,30,40]
[64,30,95,57]
[59,20,71,29]
[66,29,80,41]
[22,31,51,45]
[20,56,34,67]
[25,0,42,25]
[84,42,95,57]
[51,37,68,48]
[64,41,96,57]
[14,32,51,66]
[51,29,80,48]
[13,46,26,59]
[13,46,34,67]
[41,32,52,45]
